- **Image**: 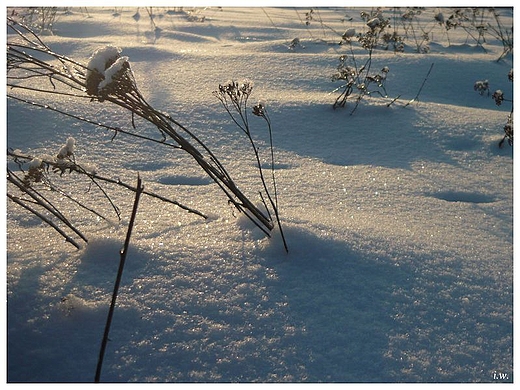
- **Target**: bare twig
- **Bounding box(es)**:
[7,149,208,219]
[95,175,144,383]
[7,192,82,249]
[7,168,89,244]
[405,63,434,107]
[216,81,288,252]
[7,94,182,149]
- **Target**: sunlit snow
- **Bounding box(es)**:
[6,6,513,383]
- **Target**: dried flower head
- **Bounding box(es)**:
[216,79,254,105]
[252,101,266,117]
[26,158,44,184]
[85,46,133,99]
[474,80,489,95]
[492,90,504,106]
[239,79,254,95]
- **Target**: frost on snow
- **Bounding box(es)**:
[7,7,513,384]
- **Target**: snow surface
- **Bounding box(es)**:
[5,6,513,383]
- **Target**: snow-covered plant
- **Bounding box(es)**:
[436,8,512,60]
[183,8,207,23]
[57,136,76,159]
[8,138,98,249]
[438,9,467,47]
[288,37,304,50]
[474,79,490,96]
[441,8,487,49]
[85,45,131,97]
[331,53,390,113]
[341,28,356,42]
[331,9,396,112]
[474,69,513,147]
[7,138,205,248]
[131,7,162,44]
[487,8,513,62]
[400,8,484,53]
[501,113,513,148]
[7,17,285,248]
[498,69,514,147]
[381,30,405,52]
[294,7,339,42]
[399,7,434,53]
[492,90,504,106]
[346,8,404,52]
[358,9,391,51]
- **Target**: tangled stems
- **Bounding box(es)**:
[8,148,207,219]
[7,18,284,245]
[332,11,392,113]
[215,81,288,252]
[7,141,210,248]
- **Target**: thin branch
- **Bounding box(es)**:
[405,63,434,107]
[7,193,82,249]
[95,175,144,383]
[7,169,89,243]
[7,150,208,219]
[87,171,208,219]
[217,84,288,252]
[7,94,182,149]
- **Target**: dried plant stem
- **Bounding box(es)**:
[405,63,434,107]
[257,111,288,253]
[7,150,208,219]
[215,82,288,251]
[7,168,89,245]
[7,94,182,149]
[95,175,144,383]
[7,192,82,249]
[7,17,276,238]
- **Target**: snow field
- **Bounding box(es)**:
[6,6,513,383]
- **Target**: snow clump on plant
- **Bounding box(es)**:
[366,17,381,30]
[492,90,504,106]
[343,28,356,38]
[98,56,130,91]
[341,28,356,43]
[57,137,75,159]
[473,79,489,95]
[435,12,445,24]
[85,45,130,97]
[28,157,43,170]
